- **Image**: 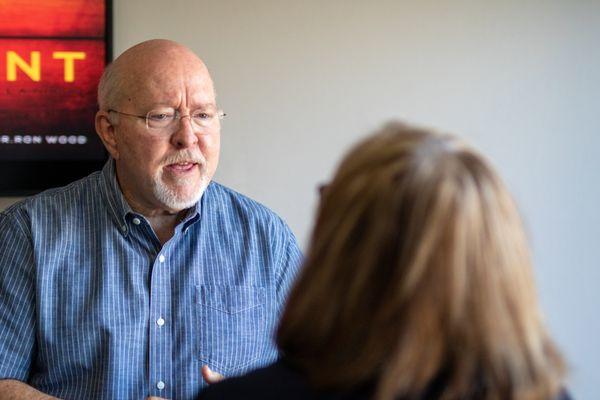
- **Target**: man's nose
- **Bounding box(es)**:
[171,115,198,148]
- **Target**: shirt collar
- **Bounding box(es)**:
[100,158,133,235]
[100,158,204,235]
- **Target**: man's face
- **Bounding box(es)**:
[108,50,220,213]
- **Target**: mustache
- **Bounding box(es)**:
[162,151,206,166]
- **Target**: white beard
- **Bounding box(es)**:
[152,165,208,211]
[149,148,210,210]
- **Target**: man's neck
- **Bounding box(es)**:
[120,186,190,246]
[146,212,186,245]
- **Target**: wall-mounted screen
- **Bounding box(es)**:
[0,0,111,195]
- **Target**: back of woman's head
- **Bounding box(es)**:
[277,122,565,399]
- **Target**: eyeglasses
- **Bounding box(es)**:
[108,107,226,135]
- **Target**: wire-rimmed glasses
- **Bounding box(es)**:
[108,107,226,135]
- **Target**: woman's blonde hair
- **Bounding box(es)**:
[277,122,565,399]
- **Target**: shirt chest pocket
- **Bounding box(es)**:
[196,284,269,374]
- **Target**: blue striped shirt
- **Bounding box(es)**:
[0,159,302,399]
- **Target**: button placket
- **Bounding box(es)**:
[148,248,172,398]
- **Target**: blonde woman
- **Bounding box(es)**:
[199,122,569,400]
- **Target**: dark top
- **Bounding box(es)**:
[198,359,573,400]
[198,359,371,400]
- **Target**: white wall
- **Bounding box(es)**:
[2,1,598,397]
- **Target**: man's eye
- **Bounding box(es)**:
[148,112,173,121]
[192,111,213,120]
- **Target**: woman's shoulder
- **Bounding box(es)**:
[556,389,574,400]
[198,360,315,400]
[198,359,376,400]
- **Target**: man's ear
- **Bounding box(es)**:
[95,110,120,159]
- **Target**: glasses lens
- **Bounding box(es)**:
[146,109,176,129]
[190,110,216,128]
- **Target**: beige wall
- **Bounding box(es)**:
[1,1,598,397]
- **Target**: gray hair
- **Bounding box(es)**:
[97,61,127,110]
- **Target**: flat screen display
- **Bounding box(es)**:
[0,0,111,195]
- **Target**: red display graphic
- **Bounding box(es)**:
[0,0,108,161]
[0,0,105,37]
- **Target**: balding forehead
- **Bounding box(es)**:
[101,40,215,110]
[116,40,209,78]
[117,39,202,64]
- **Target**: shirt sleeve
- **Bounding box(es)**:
[274,224,303,316]
[0,211,36,381]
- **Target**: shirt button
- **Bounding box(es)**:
[156,317,165,327]
[158,254,165,263]
[132,217,141,225]
[157,381,165,390]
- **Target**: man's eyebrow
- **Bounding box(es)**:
[193,103,217,110]
[145,102,176,109]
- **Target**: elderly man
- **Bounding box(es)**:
[0,40,302,399]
